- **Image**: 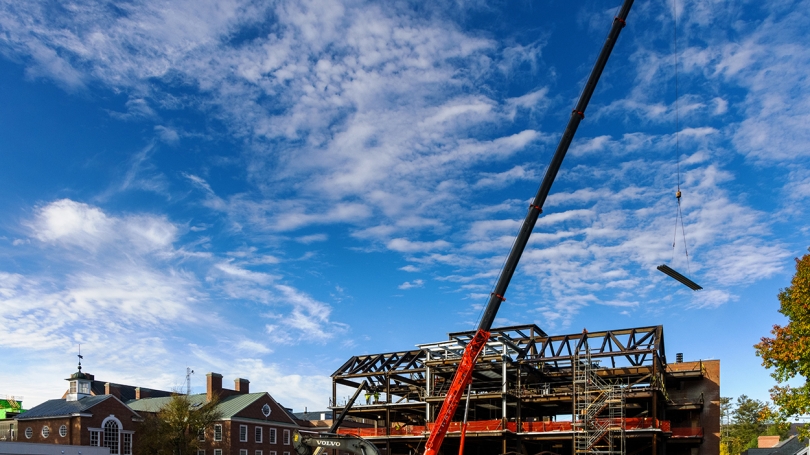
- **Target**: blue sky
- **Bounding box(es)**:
[1,0,809,412]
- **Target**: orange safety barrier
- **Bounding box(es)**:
[521,421,574,432]
[426,420,504,433]
[671,427,703,438]
[336,418,673,437]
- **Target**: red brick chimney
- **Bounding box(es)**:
[758,436,780,448]
[207,373,223,402]
[104,383,121,399]
[234,378,250,394]
[135,387,150,400]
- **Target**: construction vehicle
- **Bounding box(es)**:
[292,431,380,455]
[423,1,636,454]
[292,380,381,455]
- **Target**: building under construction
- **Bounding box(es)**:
[330,325,719,455]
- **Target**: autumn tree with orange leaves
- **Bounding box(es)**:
[755,250,810,436]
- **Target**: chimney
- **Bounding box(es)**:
[207,373,223,402]
[135,387,150,400]
[234,378,250,394]
[104,383,121,399]
[758,436,780,448]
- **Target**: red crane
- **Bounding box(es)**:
[423,1,636,454]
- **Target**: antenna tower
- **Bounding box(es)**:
[186,367,194,395]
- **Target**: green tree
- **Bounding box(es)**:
[755,250,810,438]
[720,395,788,455]
[720,397,733,455]
[135,394,222,455]
[730,395,767,453]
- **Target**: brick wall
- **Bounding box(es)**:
[17,396,140,449]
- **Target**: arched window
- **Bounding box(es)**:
[91,416,132,455]
[103,419,120,455]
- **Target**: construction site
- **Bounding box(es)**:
[330,324,719,455]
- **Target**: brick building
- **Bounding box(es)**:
[128,373,301,455]
[14,366,302,455]
[15,366,142,454]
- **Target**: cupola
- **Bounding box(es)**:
[65,356,93,401]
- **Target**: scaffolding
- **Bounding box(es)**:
[574,348,625,455]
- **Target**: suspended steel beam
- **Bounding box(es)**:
[657,264,702,290]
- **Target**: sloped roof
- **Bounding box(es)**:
[128,393,269,419]
[126,394,208,413]
[216,393,267,418]
[16,395,112,420]
[294,411,333,420]
[88,381,172,402]
[743,436,808,455]
[768,436,805,455]
[127,393,300,424]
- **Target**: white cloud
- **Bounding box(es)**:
[30,199,178,253]
[398,279,424,290]
[31,199,115,248]
[295,234,328,244]
[386,238,451,253]
[266,285,348,344]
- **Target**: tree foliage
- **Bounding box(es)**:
[135,394,223,455]
[720,395,789,455]
[755,250,810,437]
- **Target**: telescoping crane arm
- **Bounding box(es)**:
[422,2,635,454]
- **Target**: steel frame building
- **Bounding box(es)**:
[330,325,719,455]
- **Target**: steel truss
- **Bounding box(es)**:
[329,325,708,455]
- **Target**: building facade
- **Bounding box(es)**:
[128,373,301,455]
[15,368,141,454]
[14,368,302,455]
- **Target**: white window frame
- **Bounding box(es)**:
[255,426,262,443]
[24,427,32,439]
[270,452,277,455]
[256,451,263,455]
[214,450,222,455]
[240,425,248,442]
[198,451,205,455]
[198,428,205,442]
[42,426,50,438]
[122,432,133,455]
[90,429,100,446]
[269,428,276,444]
[59,425,67,437]
[283,429,290,445]
[94,414,123,455]
[214,424,223,442]
[240,450,248,455]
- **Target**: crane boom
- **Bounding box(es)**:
[423,2,635,454]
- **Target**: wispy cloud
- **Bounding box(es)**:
[398,279,424,290]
